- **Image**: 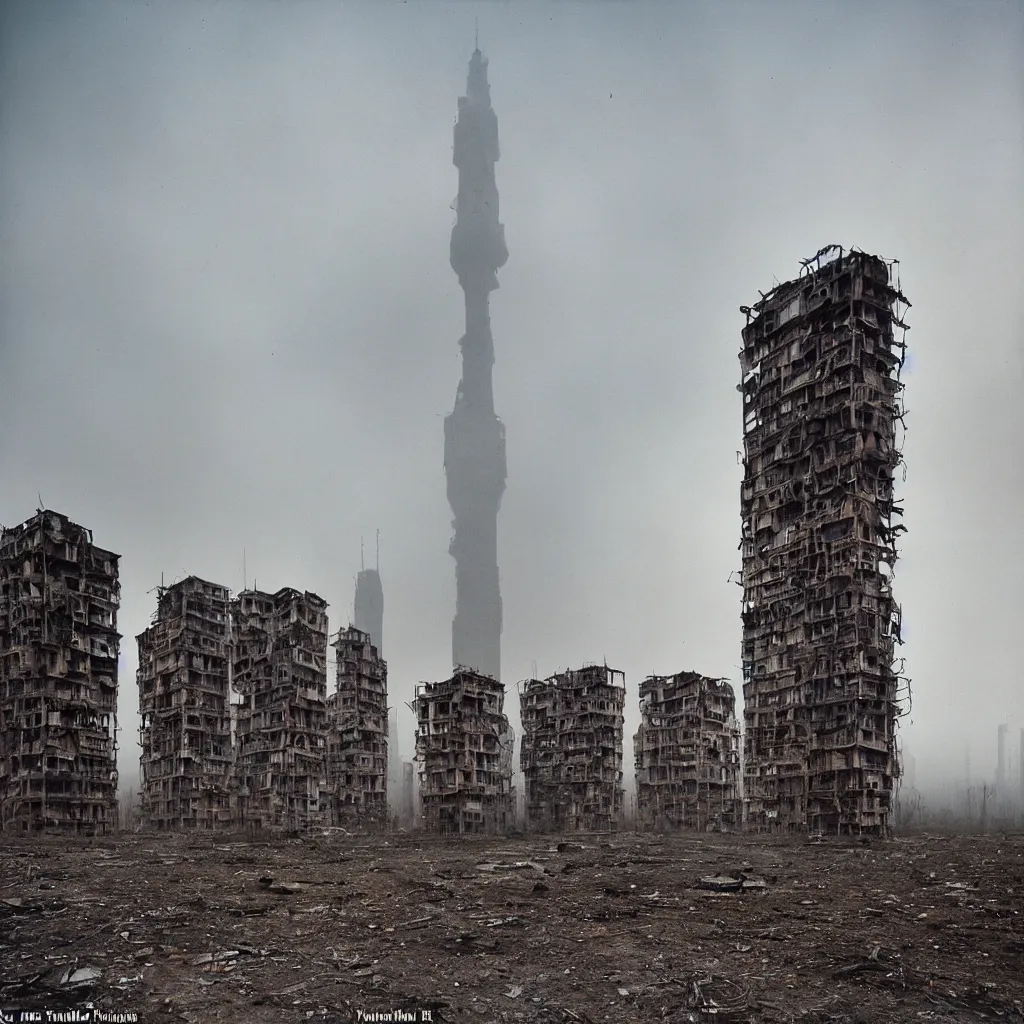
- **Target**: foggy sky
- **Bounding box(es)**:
[1,0,1021,796]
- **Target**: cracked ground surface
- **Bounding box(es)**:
[1,830,1023,1023]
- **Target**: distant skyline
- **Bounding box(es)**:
[0,0,1021,797]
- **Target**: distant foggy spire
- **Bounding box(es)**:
[444,45,508,681]
[354,559,383,655]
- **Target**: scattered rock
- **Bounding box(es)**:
[60,966,102,987]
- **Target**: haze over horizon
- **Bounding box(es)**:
[1,0,1021,799]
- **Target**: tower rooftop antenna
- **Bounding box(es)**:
[475,17,479,51]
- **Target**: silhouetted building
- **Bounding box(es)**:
[401,760,415,828]
[903,750,916,790]
[387,705,401,809]
[1020,729,1024,807]
[354,568,383,655]
[997,723,1008,790]
[444,46,508,681]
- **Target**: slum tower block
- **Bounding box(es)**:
[739,245,910,835]
[519,664,626,831]
[326,625,388,827]
[445,45,508,683]
[415,668,514,834]
[137,576,233,829]
[0,511,120,833]
[634,672,741,831]
[232,588,329,830]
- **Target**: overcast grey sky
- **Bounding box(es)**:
[1,0,1021,795]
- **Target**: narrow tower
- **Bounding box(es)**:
[997,723,1008,790]
[444,45,508,681]
[1019,729,1024,809]
[739,246,910,836]
[354,569,383,655]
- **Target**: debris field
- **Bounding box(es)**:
[2,830,1022,1023]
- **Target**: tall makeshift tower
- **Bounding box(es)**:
[0,511,121,833]
[326,626,388,827]
[444,45,508,681]
[738,246,910,836]
[232,587,329,830]
[520,665,626,832]
[138,576,233,830]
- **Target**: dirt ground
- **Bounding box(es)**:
[1,830,1023,1024]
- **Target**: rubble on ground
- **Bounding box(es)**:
[1,831,1022,1023]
